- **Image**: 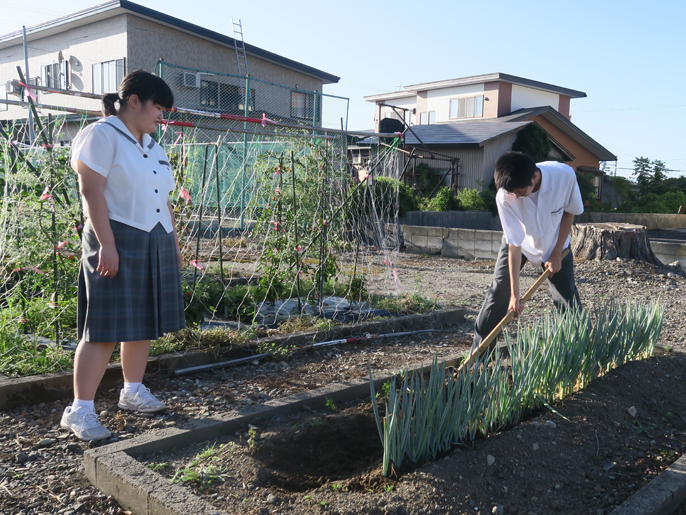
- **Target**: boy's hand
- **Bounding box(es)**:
[545,252,562,277]
[509,295,524,317]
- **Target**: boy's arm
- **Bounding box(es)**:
[545,211,575,276]
[508,244,524,317]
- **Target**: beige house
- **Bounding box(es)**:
[365,73,616,194]
[0,0,339,143]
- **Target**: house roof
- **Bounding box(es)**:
[404,121,531,147]
[0,0,339,84]
[365,73,586,102]
[494,106,617,161]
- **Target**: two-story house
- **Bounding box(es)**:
[365,73,616,195]
[0,0,340,144]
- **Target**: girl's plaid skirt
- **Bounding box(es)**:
[77,219,186,342]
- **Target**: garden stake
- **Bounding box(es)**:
[192,146,210,291]
[291,151,302,313]
[214,141,225,284]
[458,248,571,374]
[172,328,434,376]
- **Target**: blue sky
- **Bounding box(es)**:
[2,0,684,178]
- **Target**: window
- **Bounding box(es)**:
[384,112,394,118]
[200,80,255,112]
[420,112,427,125]
[291,90,320,120]
[428,111,436,124]
[449,95,484,119]
[93,59,125,95]
[0,84,6,112]
[41,61,69,90]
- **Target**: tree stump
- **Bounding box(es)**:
[571,223,662,265]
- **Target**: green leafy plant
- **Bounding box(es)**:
[370,299,664,476]
[325,397,338,412]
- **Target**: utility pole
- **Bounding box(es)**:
[22,26,34,144]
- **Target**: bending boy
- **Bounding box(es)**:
[473,151,584,349]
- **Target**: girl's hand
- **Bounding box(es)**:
[97,244,119,278]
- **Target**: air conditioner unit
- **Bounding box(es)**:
[352,154,363,165]
[182,72,200,88]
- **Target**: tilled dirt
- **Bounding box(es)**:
[0,253,685,515]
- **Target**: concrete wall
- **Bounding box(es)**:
[403,225,502,259]
[576,212,686,230]
[406,211,686,233]
[402,224,686,267]
[651,241,686,268]
[404,210,502,231]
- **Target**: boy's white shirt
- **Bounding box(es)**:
[496,161,584,265]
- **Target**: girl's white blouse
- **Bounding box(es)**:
[70,116,176,233]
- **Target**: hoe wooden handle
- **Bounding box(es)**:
[457,247,571,373]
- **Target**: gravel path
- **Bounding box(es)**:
[0,254,683,515]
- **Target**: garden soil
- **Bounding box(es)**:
[2,254,686,515]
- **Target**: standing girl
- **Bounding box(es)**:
[61,70,185,441]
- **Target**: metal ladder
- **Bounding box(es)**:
[232,18,249,82]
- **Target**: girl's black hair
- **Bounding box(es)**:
[101,69,174,117]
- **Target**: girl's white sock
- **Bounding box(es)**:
[123,382,142,394]
[71,398,95,413]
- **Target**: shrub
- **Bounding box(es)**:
[457,188,487,211]
[419,187,458,212]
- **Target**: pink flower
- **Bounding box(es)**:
[273,166,281,176]
[295,245,302,252]
[322,220,329,227]
[190,259,203,270]
[72,224,83,232]
[179,187,192,205]
[298,271,303,278]
[270,220,281,228]
[55,241,67,251]
[275,187,281,196]
[40,186,53,201]
[30,266,45,275]
[12,267,22,272]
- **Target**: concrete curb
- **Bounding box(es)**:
[610,455,686,515]
[0,308,464,409]
[84,351,467,515]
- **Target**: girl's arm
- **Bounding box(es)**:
[77,161,118,278]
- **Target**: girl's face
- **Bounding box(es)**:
[138,99,166,134]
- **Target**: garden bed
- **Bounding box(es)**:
[135,347,686,515]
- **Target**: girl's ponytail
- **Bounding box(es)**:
[101,93,120,116]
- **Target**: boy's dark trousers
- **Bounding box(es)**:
[472,238,582,350]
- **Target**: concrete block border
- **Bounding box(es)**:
[610,454,686,514]
[84,352,467,515]
[0,308,465,409]
[83,343,686,515]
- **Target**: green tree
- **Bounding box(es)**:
[511,124,552,163]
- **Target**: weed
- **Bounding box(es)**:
[309,417,323,427]
[660,450,678,461]
[303,495,314,503]
[325,397,338,412]
[146,463,169,472]
[331,484,342,491]
[384,484,395,493]
[320,500,330,508]
[633,421,657,438]
[256,341,296,360]
[381,381,392,397]
[247,427,257,449]
[664,412,674,422]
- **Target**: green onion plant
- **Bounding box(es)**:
[370,299,664,476]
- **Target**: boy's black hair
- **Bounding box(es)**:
[494,151,538,191]
[101,69,174,116]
